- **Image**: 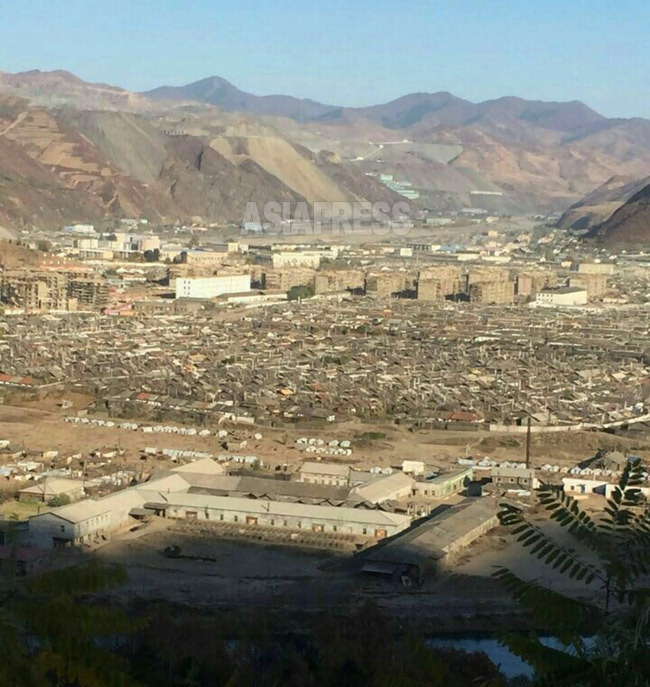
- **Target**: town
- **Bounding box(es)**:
[0,215,648,624]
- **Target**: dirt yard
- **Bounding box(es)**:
[90,517,531,629]
[2,402,647,476]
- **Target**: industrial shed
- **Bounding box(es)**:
[144,492,411,539]
[352,472,415,504]
[361,498,498,583]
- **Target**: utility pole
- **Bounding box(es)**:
[525,416,532,469]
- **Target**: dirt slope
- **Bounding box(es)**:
[587,183,650,246]
[557,175,650,232]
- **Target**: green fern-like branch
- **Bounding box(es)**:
[492,568,602,638]
[498,503,603,585]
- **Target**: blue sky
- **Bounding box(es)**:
[2,0,649,117]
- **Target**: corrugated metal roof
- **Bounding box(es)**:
[367,498,498,566]
[352,473,414,504]
[145,492,411,527]
[299,461,350,477]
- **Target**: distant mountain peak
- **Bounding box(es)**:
[142,76,338,122]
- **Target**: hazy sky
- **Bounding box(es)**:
[2,0,649,117]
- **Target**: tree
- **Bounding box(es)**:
[143,249,160,263]
[0,560,143,686]
[494,458,650,686]
[47,493,71,507]
[287,284,314,301]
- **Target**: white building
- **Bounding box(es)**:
[562,477,609,495]
[272,252,323,269]
[29,473,190,549]
[175,275,251,299]
[535,286,588,307]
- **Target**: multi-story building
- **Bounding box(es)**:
[365,272,407,298]
[261,268,316,292]
[175,275,251,299]
[417,267,462,301]
[272,252,323,269]
[568,274,608,299]
[0,270,79,311]
[68,275,110,308]
[314,270,365,294]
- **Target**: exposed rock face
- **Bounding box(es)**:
[587,183,650,246]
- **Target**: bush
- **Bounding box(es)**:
[47,494,71,508]
[287,284,314,301]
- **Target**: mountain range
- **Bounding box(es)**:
[143,76,614,137]
[1,69,650,244]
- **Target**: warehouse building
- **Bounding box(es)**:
[361,498,498,583]
[29,460,416,548]
[145,492,411,539]
[352,472,415,504]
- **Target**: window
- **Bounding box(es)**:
[234,515,239,523]
[271,519,275,526]
[363,528,367,535]
[60,525,66,532]
[219,513,224,521]
[283,520,288,527]
[332,525,337,532]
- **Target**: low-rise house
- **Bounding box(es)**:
[412,468,473,498]
[492,466,536,493]
[562,477,609,495]
[18,478,85,503]
[298,461,350,487]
